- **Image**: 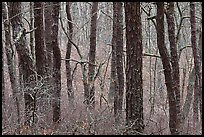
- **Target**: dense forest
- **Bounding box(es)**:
[2,2,202,135]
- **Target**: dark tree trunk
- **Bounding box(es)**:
[8,2,36,128]
[34,2,49,128]
[86,2,98,109]
[156,2,179,135]
[34,2,47,77]
[44,2,54,126]
[190,2,202,122]
[166,2,181,131]
[44,2,53,76]
[66,2,74,106]
[113,2,124,125]
[124,2,144,135]
[51,2,61,125]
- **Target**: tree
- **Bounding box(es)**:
[44,2,54,126]
[112,2,124,125]
[2,2,21,133]
[86,2,98,109]
[66,2,74,106]
[34,2,47,77]
[156,2,180,135]
[166,2,181,132]
[34,2,50,128]
[124,2,144,134]
[8,2,36,128]
[190,2,202,123]
[108,3,117,104]
[51,2,61,125]
[29,2,35,60]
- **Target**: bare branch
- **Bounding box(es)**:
[61,58,97,66]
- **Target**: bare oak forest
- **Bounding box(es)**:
[2,2,202,135]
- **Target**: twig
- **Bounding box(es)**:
[61,58,97,66]
[143,52,161,58]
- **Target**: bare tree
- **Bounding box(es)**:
[124,2,144,135]
[44,2,54,126]
[166,2,181,132]
[8,2,36,129]
[66,2,74,106]
[51,2,61,125]
[2,3,20,131]
[34,2,50,129]
[29,2,35,60]
[109,4,117,104]
[156,2,180,135]
[34,2,47,77]
[190,2,202,123]
[112,2,124,125]
[86,2,98,109]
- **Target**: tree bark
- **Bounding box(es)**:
[166,2,181,132]
[44,2,54,126]
[51,2,61,125]
[124,2,144,135]
[8,2,36,128]
[190,2,202,122]
[3,2,21,133]
[156,2,179,135]
[30,2,35,60]
[66,2,74,106]
[34,2,47,77]
[34,2,50,129]
[86,2,98,109]
[113,2,124,125]
[108,14,117,104]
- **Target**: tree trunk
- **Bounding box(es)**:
[3,2,21,133]
[166,2,181,132]
[44,2,54,126]
[34,2,49,129]
[108,19,117,104]
[30,2,35,60]
[124,2,144,135]
[113,2,124,125]
[156,2,179,135]
[51,2,61,125]
[8,2,36,129]
[34,2,47,77]
[66,2,74,106]
[86,2,98,109]
[190,2,202,123]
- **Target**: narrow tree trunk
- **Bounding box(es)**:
[2,51,5,108]
[34,2,47,77]
[34,2,48,129]
[30,2,35,60]
[51,2,61,125]
[190,2,202,123]
[44,2,54,126]
[156,2,179,135]
[108,22,117,104]
[87,2,98,109]
[66,2,74,106]
[113,2,124,125]
[124,2,144,135]
[198,31,202,122]
[166,2,181,133]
